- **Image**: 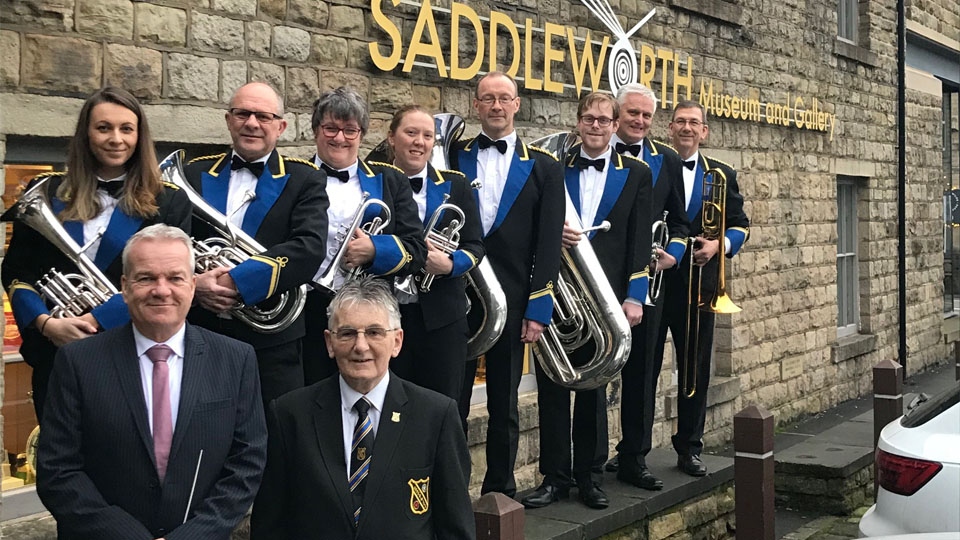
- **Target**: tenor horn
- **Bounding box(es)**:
[160,151,306,334]
[314,192,392,295]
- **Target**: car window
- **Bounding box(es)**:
[901,385,959,428]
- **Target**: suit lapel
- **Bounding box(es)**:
[358,161,386,224]
[313,380,355,523]
[593,154,628,238]
[490,141,534,235]
[687,155,706,222]
[51,196,85,246]
[424,167,450,230]
[168,323,203,467]
[93,206,143,270]
[112,324,156,467]
[241,150,289,237]
[563,154,582,222]
[200,154,231,214]
[358,375,408,534]
[642,139,664,186]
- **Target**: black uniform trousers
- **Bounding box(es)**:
[392,302,468,402]
[617,294,667,462]
[302,289,335,385]
[654,269,715,457]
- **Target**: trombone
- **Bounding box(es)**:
[680,167,740,398]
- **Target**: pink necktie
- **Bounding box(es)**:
[146,344,173,481]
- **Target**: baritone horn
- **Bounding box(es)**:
[680,167,741,398]
[645,210,669,306]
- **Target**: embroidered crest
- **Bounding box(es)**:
[408,477,430,514]
[392,411,401,422]
[357,447,367,461]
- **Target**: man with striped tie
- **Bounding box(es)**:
[251,277,474,540]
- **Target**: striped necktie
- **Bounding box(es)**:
[349,397,374,526]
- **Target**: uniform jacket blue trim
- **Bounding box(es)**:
[687,157,705,222]
[358,161,410,276]
[563,150,629,240]
[642,142,664,187]
[9,284,47,331]
[89,294,130,330]
[94,209,143,270]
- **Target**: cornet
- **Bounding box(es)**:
[419,194,466,292]
[645,210,669,306]
[314,192,392,295]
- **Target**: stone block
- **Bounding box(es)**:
[249,61,285,97]
[105,44,162,100]
[346,39,375,71]
[211,0,256,16]
[77,0,133,39]
[412,85,441,111]
[329,5,364,34]
[278,112,297,143]
[369,79,413,113]
[135,3,186,46]
[288,0,329,28]
[166,53,219,102]
[0,93,85,137]
[1,0,74,30]
[273,26,311,62]
[191,12,244,54]
[319,71,368,96]
[22,35,102,95]
[259,0,285,19]
[246,21,272,58]
[310,35,348,67]
[0,31,20,87]
[297,113,314,141]
[144,103,229,144]
[286,67,320,110]
[221,61,248,104]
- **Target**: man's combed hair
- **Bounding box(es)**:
[672,99,708,123]
[122,224,195,276]
[327,276,402,329]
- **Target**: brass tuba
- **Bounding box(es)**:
[645,210,669,306]
[680,167,741,398]
[160,150,307,334]
[313,192,392,295]
[1,176,118,318]
[529,132,632,390]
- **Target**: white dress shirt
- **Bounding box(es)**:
[83,173,125,261]
[475,131,517,235]
[578,148,612,230]
[312,157,362,281]
[226,152,269,229]
[134,323,187,434]
[339,372,390,481]
[409,164,429,223]
[609,133,645,159]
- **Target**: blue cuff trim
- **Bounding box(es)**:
[524,283,555,325]
[230,256,280,306]
[90,294,130,330]
[9,283,48,332]
[449,250,477,278]
[726,228,748,256]
[368,235,411,276]
[666,238,687,261]
[628,271,649,304]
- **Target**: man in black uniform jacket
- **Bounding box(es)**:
[184,82,329,409]
[451,71,565,497]
[606,83,690,489]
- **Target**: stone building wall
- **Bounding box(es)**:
[0,0,956,480]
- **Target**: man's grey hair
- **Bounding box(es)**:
[616,83,658,110]
[122,224,195,276]
[229,81,285,116]
[311,87,370,136]
[327,277,401,329]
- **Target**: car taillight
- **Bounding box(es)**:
[876,448,943,496]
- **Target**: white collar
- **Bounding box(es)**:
[132,323,187,360]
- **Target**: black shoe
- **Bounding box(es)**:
[618,465,663,490]
[577,482,609,509]
[677,454,707,477]
[604,454,619,472]
[521,483,569,509]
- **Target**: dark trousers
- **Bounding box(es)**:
[392,303,468,402]
[31,356,54,424]
[534,359,607,487]
[617,297,667,463]
[302,289,337,385]
[655,272,715,457]
[459,310,525,497]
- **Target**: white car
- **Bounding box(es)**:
[859,385,960,537]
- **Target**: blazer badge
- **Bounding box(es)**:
[408,477,430,515]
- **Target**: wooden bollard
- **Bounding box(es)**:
[474,492,524,539]
[873,359,903,495]
[734,404,775,540]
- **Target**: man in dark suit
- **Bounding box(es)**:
[451,71,565,497]
[303,87,426,385]
[251,277,474,540]
[37,224,267,540]
[184,81,329,409]
[657,100,750,477]
[606,83,691,490]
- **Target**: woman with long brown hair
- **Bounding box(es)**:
[2,86,192,422]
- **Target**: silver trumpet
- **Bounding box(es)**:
[314,192,392,295]
[160,150,306,334]
[2,176,118,318]
[645,210,669,306]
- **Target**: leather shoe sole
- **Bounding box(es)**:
[617,467,663,490]
[604,455,619,472]
[677,454,707,477]
[578,484,609,509]
[521,484,569,509]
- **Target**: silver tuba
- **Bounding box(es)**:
[645,210,669,306]
[2,176,118,318]
[313,192,392,295]
[159,150,306,334]
[529,132,632,390]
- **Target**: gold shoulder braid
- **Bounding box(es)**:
[161,181,180,191]
[440,169,466,178]
[188,153,227,165]
[528,145,558,161]
[282,156,320,170]
[706,155,734,169]
[368,161,405,174]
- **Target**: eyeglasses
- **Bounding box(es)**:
[671,118,704,127]
[580,115,615,127]
[330,326,398,343]
[229,108,283,124]
[477,96,517,106]
[319,124,363,140]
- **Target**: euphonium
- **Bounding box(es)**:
[159,150,306,334]
[645,210,669,306]
[529,132,632,390]
[680,166,741,398]
[1,176,118,318]
[314,192,392,295]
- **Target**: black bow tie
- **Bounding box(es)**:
[477,134,508,154]
[577,157,605,171]
[682,159,696,171]
[97,180,124,197]
[320,163,350,183]
[615,142,643,156]
[231,156,264,177]
[409,176,424,194]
